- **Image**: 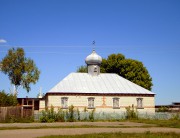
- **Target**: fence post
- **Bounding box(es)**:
[21,99,24,118]
[32,99,34,116]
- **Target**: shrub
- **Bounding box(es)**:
[77,108,80,121]
[40,106,57,122]
[89,109,95,122]
[157,106,169,112]
[67,105,75,122]
[125,105,138,119]
[40,105,76,122]
[56,108,65,122]
[171,113,180,120]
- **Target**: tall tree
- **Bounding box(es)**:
[0,90,18,106]
[0,48,40,93]
[77,53,152,90]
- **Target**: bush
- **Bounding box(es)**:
[157,106,169,112]
[77,108,80,121]
[40,106,58,122]
[89,109,95,122]
[40,106,68,122]
[125,105,138,119]
[171,113,180,120]
[67,105,75,122]
[56,108,65,122]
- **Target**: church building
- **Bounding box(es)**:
[41,50,155,114]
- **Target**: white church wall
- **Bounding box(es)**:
[46,95,155,114]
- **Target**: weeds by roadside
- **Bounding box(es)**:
[39,105,96,123]
[38,132,180,138]
[132,118,180,128]
[1,116,34,123]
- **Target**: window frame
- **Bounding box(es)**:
[94,65,97,73]
[61,97,68,109]
[113,98,120,109]
[88,97,95,109]
[136,98,144,109]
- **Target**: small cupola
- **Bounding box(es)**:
[85,50,102,76]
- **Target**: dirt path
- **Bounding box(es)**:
[1,127,180,138]
[0,122,180,138]
[0,121,154,128]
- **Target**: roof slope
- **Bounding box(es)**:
[48,73,154,95]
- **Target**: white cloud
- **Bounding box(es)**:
[0,39,7,43]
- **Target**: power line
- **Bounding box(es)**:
[0,44,179,49]
[0,44,180,54]
[0,45,92,48]
[0,50,179,54]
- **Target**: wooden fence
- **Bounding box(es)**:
[0,106,32,121]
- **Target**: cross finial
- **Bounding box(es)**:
[92,40,95,51]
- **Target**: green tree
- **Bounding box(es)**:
[118,59,152,90]
[0,48,40,93]
[77,53,152,90]
[0,90,17,106]
[77,65,87,73]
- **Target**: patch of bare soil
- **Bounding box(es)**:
[0,122,179,138]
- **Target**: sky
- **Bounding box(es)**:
[0,0,180,105]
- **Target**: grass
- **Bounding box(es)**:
[132,119,180,128]
[0,116,34,123]
[0,118,180,130]
[0,124,153,130]
[1,119,180,130]
[38,132,180,138]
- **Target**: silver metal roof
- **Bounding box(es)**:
[48,73,154,95]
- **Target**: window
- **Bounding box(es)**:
[61,97,68,108]
[137,98,143,109]
[94,67,97,72]
[88,97,95,108]
[94,66,97,72]
[113,98,120,109]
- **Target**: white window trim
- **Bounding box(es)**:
[61,97,68,109]
[113,98,120,109]
[137,98,143,109]
[88,97,95,109]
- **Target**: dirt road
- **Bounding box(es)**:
[0,121,153,128]
[0,122,180,138]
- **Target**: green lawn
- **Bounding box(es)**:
[38,132,180,138]
[132,119,180,128]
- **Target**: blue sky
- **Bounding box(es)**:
[0,0,180,105]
